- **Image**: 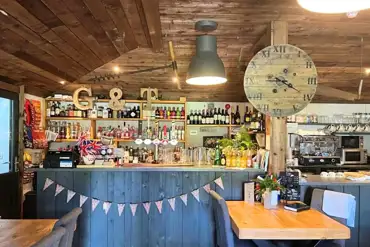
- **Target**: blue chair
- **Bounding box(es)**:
[31,227,66,247]
[53,208,82,247]
[210,190,257,247]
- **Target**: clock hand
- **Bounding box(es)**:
[274,77,300,93]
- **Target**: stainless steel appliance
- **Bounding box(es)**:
[339,136,363,149]
[341,148,367,164]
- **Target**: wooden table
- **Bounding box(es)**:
[0,219,57,247]
[226,201,350,240]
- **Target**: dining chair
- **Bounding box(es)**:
[210,190,257,247]
[53,208,82,247]
[310,188,347,247]
[31,227,66,247]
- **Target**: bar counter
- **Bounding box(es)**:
[300,175,370,247]
[35,166,264,247]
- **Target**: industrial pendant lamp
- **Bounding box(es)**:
[186,20,227,86]
[297,0,370,13]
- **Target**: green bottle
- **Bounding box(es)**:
[214,141,221,166]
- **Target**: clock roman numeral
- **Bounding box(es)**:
[307,77,317,85]
[257,104,269,112]
[304,94,312,101]
[245,77,255,85]
[261,50,270,58]
[273,45,286,53]
[306,61,313,68]
[293,104,299,111]
[249,61,257,69]
[298,51,301,57]
[247,93,263,100]
[272,109,282,116]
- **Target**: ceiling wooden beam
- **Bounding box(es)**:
[139,0,163,52]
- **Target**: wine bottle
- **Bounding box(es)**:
[50,101,55,117]
[187,113,191,125]
[181,107,185,120]
[213,108,218,124]
[189,110,194,125]
[221,109,226,125]
[244,106,251,125]
[235,105,241,125]
[225,109,230,124]
[136,106,140,119]
[231,106,235,124]
[201,109,206,124]
[55,102,60,117]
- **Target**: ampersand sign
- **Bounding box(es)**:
[108,88,125,110]
[73,87,94,110]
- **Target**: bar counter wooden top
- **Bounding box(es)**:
[226,201,350,240]
[0,219,57,247]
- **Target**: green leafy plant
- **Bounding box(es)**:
[255,174,285,197]
[219,126,255,151]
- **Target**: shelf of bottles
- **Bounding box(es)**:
[45,98,187,145]
[186,104,266,135]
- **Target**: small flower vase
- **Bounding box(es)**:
[263,189,278,209]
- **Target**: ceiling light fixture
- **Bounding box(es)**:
[297,0,370,13]
[59,80,65,85]
[113,66,120,73]
[186,20,227,86]
[0,9,8,16]
[365,68,370,75]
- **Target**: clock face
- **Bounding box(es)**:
[244,44,318,117]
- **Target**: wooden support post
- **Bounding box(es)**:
[267,21,288,174]
[18,85,24,218]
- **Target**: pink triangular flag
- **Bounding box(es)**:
[203,184,211,193]
[155,200,163,214]
[143,202,151,214]
[168,198,176,211]
[214,177,224,190]
[117,204,125,216]
[103,202,112,215]
[130,204,138,216]
[43,178,54,191]
[92,198,100,212]
[55,184,64,196]
[191,189,200,202]
[66,190,76,203]
[80,195,88,207]
[180,194,188,206]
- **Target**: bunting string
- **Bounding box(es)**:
[43,176,224,216]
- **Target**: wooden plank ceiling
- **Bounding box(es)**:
[1,0,370,102]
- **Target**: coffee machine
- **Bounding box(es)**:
[290,134,341,166]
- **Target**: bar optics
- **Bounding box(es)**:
[297,0,370,13]
[186,20,227,86]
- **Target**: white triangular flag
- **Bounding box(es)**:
[66,190,76,203]
[168,198,176,211]
[214,177,224,190]
[203,184,211,193]
[43,178,54,191]
[180,194,188,206]
[155,200,163,214]
[130,204,138,216]
[143,202,151,214]
[103,202,112,215]
[117,204,125,216]
[191,189,200,202]
[55,184,64,196]
[80,195,88,207]
[92,198,100,212]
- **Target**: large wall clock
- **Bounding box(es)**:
[244,44,318,117]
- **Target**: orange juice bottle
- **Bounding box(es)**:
[241,150,247,168]
[231,150,236,167]
[236,151,241,167]
[225,150,231,167]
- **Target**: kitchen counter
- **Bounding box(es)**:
[300,175,370,186]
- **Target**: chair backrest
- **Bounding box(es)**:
[32,227,66,247]
[53,208,82,247]
[210,190,234,247]
[310,188,346,247]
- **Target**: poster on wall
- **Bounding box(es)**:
[24,98,46,149]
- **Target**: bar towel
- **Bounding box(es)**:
[323,190,356,227]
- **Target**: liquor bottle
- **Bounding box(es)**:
[221,109,225,125]
[197,110,202,124]
[181,126,185,141]
[155,107,160,119]
[188,110,193,124]
[97,106,103,118]
[244,106,251,125]
[77,108,82,117]
[201,109,206,124]
[55,102,60,117]
[225,109,230,124]
[217,108,222,124]
[108,108,113,118]
[124,146,129,163]
[235,105,241,125]
[214,141,221,166]
[74,105,78,118]
[176,107,181,120]
[59,106,66,117]
[171,107,176,119]
[250,111,257,130]
[129,146,134,163]
[230,106,235,124]
[220,153,226,166]
[181,107,185,120]
[90,106,97,118]
[103,108,109,118]
[163,107,167,119]
[259,113,265,131]
[210,109,214,124]
[159,107,164,119]
[256,112,262,131]
[167,107,171,120]
[187,113,190,125]
[130,106,137,118]
[151,107,156,120]
[136,106,140,119]
[66,123,71,139]
[214,108,218,124]
[46,101,51,117]
[68,104,73,117]
[122,123,129,139]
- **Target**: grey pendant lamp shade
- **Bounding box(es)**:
[186,21,227,85]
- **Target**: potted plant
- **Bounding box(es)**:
[255,174,284,209]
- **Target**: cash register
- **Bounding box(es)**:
[44,149,79,168]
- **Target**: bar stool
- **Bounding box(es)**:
[53,208,82,247]
[210,190,257,247]
[31,227,66,247]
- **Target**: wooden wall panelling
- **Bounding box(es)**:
[112,171,125,247]
[141,172,150,247]
[130,172,143,247]
[37,171,56,219]
[140,0,163,52]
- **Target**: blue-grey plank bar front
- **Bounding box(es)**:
[36,168,263,247]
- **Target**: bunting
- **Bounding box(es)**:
[43,176,224,216]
